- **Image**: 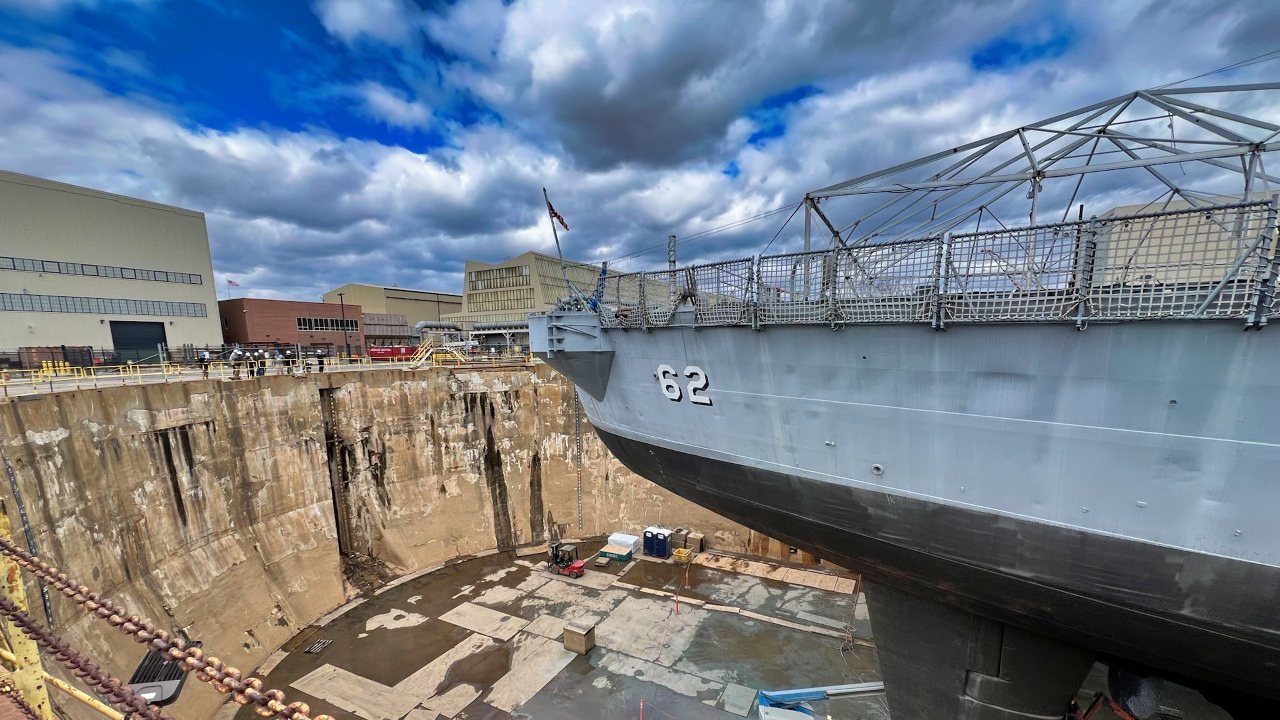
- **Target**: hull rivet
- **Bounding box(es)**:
[871,464,884,475]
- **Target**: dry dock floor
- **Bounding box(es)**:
[240,544,886,720]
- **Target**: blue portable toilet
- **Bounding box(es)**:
[653,527,672,558]
[643,526,659,556]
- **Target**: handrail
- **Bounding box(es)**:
[591,198,1280,329]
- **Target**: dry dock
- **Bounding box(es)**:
[235,546,882,720]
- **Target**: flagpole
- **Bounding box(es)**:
[543,187,577,301]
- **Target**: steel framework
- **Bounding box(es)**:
[804,83,1280,250]
[586,84,1280,332]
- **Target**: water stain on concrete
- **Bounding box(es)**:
[438,641,513,695]
[482,425,515,550]
[529,451,545,542]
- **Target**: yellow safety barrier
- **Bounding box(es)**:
[0,350,537,396]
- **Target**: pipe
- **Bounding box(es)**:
[0,647,123,720]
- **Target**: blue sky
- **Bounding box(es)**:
[0,0,1273,299]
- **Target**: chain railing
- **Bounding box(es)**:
[0,537,333,720]
[0,675,41,720]
[588,199,1280,330]
[0,597,170,720]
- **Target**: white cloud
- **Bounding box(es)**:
[312,0,416,46]
[0,0,1276,300]
[356,81,431,128]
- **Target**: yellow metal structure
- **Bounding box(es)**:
[0,648,122,720]
[0,514,51,720]
[406,337,437,366]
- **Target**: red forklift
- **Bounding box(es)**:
[547,541,587,579]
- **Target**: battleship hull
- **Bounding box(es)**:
[531,310,1280,706]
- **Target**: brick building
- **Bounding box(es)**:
[218,298,363,355]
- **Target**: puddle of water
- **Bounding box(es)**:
[364,608,428,631]
[438,641,513,695]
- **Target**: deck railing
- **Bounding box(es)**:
[593,199,1280,330]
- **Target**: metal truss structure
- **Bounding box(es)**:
[591,84,1280,332]
[803,82,1280,250]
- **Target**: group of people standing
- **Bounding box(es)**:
[199,347,328,380]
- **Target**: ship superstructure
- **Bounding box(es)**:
[530,84,1280,719]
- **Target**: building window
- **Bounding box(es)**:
[466,286,535,312]
[468,264,532,291]
[296,317,358,332]
[0,293,207,317]
[0,255,205,284]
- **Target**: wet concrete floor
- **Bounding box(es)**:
[240,546,883,720]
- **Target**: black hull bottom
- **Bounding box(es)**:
[594,427,1280,708]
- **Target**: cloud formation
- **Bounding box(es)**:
[0,0,1274,301]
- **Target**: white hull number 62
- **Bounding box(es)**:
[656,365,712,405]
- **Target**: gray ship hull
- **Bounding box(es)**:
[531,311,1280,706]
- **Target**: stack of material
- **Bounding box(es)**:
[608,532,640,550]
[602,532,639,561]
[687,532,705,552]
[600,544,634,561]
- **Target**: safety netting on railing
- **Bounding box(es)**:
[638,268,685,327]
[830,239,939,323]
[757,240,939,325]
[944,223,1082,322]
[587,199,1278,329]
[688,259,755,326]
[1085,201,1275,320]
[755,250,827,324]
[597,273,646,328]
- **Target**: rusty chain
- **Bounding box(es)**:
[0,674,41,720]
[0,595,169,720]
[0,537,332,720]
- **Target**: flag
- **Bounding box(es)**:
[547,202,569,231]
[227,279,241,287]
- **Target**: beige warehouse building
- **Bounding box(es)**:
[445,251,605,327]
[321,283,462,343]
[0,170,222,363]
[443,251,607,350]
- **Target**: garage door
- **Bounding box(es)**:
[109,321,167,363]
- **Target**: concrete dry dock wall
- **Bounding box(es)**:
[324,367,751,570]
[0,377,346,720]
[0,364,757,720]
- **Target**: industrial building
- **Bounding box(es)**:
[444,251,606,348]
[218,298,363,355]
[321,283,461,344]
[0,170,222,363]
